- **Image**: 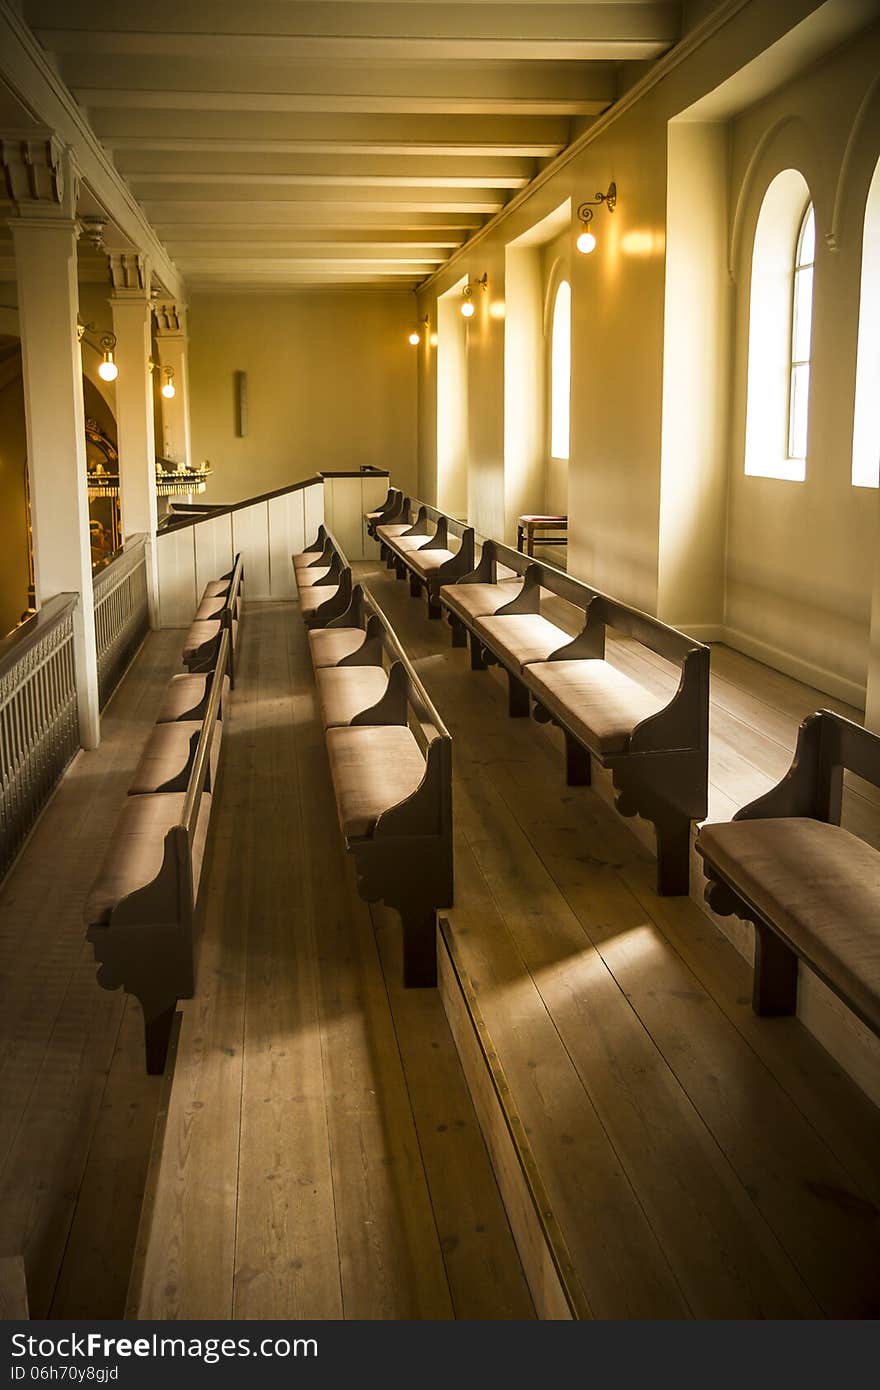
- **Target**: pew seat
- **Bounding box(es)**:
[183,618,221,661]
[390,532,433,551]
[85,791,211,927]
[156,672,231,723]
[202,579,227,599]
[698,817,880,1034]
[129,719,221,795]
[406,546,459,576]
[315,665,389,728]
[474,613,572,670]
[525,659,668,754]
[296,565,334,588]
[376,522,421,541]
[193,595,226,622]
[300,583,342,616]
[441,578,536,621]
[308,626,369,668]
[326,724,430,837]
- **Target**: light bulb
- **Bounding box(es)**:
[98,354,118,381]
[577,229,597,254]
[408,331,420,346]
[461,298,475,318]
[161,380,176,399]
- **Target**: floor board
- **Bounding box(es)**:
[362,559,880,1319]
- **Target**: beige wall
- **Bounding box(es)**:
[187,291,418,504]
[416,0,880,692]
[726,27,880,705]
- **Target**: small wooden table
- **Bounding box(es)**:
[516,514,568,557]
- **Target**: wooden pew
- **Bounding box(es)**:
[366,489,410,538]
[307,580,454,986]
[374,504,476,619]
[440,537,709,895]
[183,552,244,685]
[84,628,230,1074]
[292,529,354,627]
[697,709,880,1035]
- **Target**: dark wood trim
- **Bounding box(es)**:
[157,468,389,535]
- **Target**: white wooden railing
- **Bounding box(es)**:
[0,594,79,878]
[93,536,150,708]
[155,470,388,627]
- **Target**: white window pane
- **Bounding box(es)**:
[798,206,815,266]
[792,265,813,361]
[789,363,810,460]
[550,280,571,460]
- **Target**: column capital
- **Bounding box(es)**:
[108,250,152,297]
[1,132,79,220]
[152,299,187,336]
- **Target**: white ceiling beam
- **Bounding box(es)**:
[126,171,528,190]
[87,110,575,145]
[169,245,449,261]
[149,208,484,226]
[29,3,679,46]
[112,151,538,179]
[104,137,564,158]
[153,227,469,245]
[39,31,674,63]
[176,258,438,273]
[74,89,607,116]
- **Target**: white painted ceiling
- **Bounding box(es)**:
[22,1,683,292]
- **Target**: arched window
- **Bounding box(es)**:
[744,170,813,481]
[852,157,880,487]
[549,279,571,461]
[788,203,815,463]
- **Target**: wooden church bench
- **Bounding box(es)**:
[375,506,476,618]
[295,551,354,628]
[307,581,453,987]
[365,485,402,528]
[524,593,709,895]
[442,540,708,894]
[697,710,880,1036]
[155,670,230,724]
[183,552,243,684]
[84,629,230,1074]
[367,489,411,538]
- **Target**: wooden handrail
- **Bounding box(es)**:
[0,593,78,682]
[182,627,230,838]
[158,467,390,535]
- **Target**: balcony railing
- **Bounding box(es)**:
[0,594,79,878]
[93,535,150,709]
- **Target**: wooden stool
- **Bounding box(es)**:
[516,514,567,557]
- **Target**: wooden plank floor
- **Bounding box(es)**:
[362,558,880,1319]
[0,629,180,1318]
[3,572,880,1319]
[134,601,533,1320]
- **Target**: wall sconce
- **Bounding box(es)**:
[78,321,118,381]
[461,273,488,318]
[148,360,177,398]
[576,182,617,254]
[408,315,430,346]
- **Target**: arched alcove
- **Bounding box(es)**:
[744,168,813,481]
[852,156,880,487]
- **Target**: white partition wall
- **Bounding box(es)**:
[156,474,388,624]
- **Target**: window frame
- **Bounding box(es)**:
[786,201,815,465]
[549,277,571,463]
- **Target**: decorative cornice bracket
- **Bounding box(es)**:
[1,132,79,219]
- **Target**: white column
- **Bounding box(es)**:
[109,251,159,625]
[154,300,192,469]
[6,137,100,748]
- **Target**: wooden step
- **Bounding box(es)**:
[438,918,589,1320]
